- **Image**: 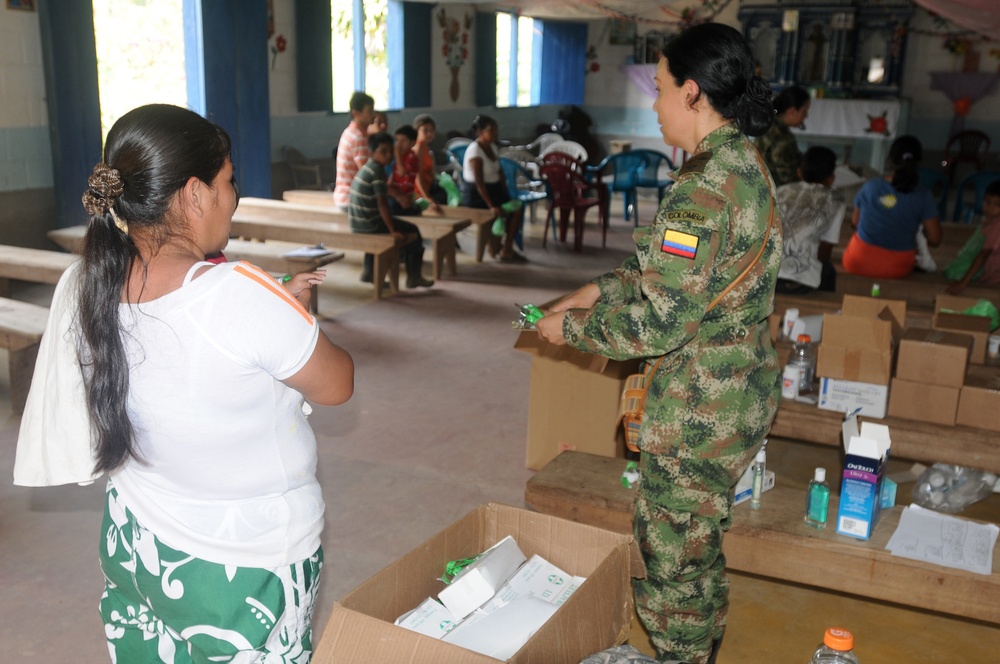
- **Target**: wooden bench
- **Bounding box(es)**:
[407,205,497,263]
[525,450,1000,625]
[0,297,49,414]
[281,189,474,279]
[0,244,78,296]
[834,266,999,310]
[46,226,87,254]
[221,239,345,313]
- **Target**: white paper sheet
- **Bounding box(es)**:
[885,504,999,576]
[282,245,332,258]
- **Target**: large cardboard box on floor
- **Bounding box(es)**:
[933,294,993,364]
[956,371,1000,432]
[816,295,905,385]
[894,327,973,388]
[313,503,642,664]
[514,331,641,470]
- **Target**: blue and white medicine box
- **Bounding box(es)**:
[836,413,892,540]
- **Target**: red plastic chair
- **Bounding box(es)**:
[941,130,991,186]
[539,161,607,252]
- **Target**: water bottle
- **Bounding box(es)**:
[750,448,766,510]
[790,334,816,394]
[810,627,858,663]
[804,467,830,529]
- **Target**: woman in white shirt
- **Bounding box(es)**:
[461,115,526,262]
[69,104,353,662]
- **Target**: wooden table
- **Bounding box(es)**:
[282,190,475,278]
[525,450,1000,625]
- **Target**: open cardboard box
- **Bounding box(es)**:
[816,295,905,386]
[313,503,644,664]
[933,294,992,365]
[514,331,640,470]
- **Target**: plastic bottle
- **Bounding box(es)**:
[750,449,766,510]
[870,282,881,298]
[782,307,799,340]
[805,467,830,528]
[810,627,858,664]
[782,364,800,400]
[790,334,816,394]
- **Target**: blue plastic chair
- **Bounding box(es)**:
[953,170,1000,223]
[633,149,676,203]
[500,157,548,224]
[446,144,469,178]
[916,167,949,220]
[587,151,651,225]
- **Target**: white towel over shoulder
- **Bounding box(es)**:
[13,259,101,487]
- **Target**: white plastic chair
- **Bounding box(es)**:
[527,132,564,156]
[540,140,588,163]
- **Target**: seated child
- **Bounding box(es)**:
[412,114,448,209]
[387,124,421,215]
[775,146,846,294]
[349,132,433,289]
[947,179,1000,294]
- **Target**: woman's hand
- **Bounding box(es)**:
[535,310,567,345]
[549,283,601,312]
[283,269,326,308]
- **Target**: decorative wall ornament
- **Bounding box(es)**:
[438,9,472,102]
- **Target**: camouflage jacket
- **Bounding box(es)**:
[755,118,801,188]
[563,124,782,509]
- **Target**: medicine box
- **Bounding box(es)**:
[836,414,892,541]
[817,377,889,419]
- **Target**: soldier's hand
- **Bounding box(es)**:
[536,311,567,345]
[549,283,600,313]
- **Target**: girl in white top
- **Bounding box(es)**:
[460,115,525,262]
[62,104,354,662]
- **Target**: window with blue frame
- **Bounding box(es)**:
[495,13,587,108]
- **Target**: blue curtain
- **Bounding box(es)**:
[536,21,587,106]
[475,12,497,107]
[295,0,333,112]
[398,1,432,108]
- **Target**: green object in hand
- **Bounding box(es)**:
[492,218,506,236]
[521,304,544,325]
[437,172,462,207]
[501,200,522,212]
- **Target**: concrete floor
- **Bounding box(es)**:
[1,199,998,662]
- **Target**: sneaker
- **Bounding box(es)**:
[406,276,435,289]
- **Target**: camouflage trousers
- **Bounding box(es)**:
[632,448,756,664]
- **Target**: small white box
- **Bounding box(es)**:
[817,377,889,419]
[394,598,458,639]
[437,535,526,619]
[442,595,559,660]
[480,555,585,614]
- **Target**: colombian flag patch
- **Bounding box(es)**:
[661,229,699,259]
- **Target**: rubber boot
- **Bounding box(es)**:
[405,245,433,288]
[359,253,374,282]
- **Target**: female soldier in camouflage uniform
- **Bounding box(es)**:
[755,85,810,187]
[536,23,781,664]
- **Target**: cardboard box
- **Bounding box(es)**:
[817,377,889,419]
[887,378,960,426]
[816,295,905,385]
[956,372,1000,432]
[514,332,641,470]
[934,294,993,365]
[836,415,892,540]
[895,328,973,388]
[314,503,642,664]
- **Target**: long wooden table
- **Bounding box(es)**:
[281,189,478,278]
[525,450,1000,626]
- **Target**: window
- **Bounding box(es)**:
[331,0,390,111]
[93,0,187,139]
[496,12,535,108]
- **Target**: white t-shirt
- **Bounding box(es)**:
[110,261,323,568]
[462,141,502,185]
[776,181,846,288]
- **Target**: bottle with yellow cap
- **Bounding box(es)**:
[809,627,858,663]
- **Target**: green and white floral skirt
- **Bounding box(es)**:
[99,482,323,664]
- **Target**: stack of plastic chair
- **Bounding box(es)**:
[941,130,991,187]
[539,159,607,252]
[953,170,1000,223]
[587,151,651,225]
[540,140,588,163]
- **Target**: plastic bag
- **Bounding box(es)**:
[911,464,998,514]
[943,226,984,282]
